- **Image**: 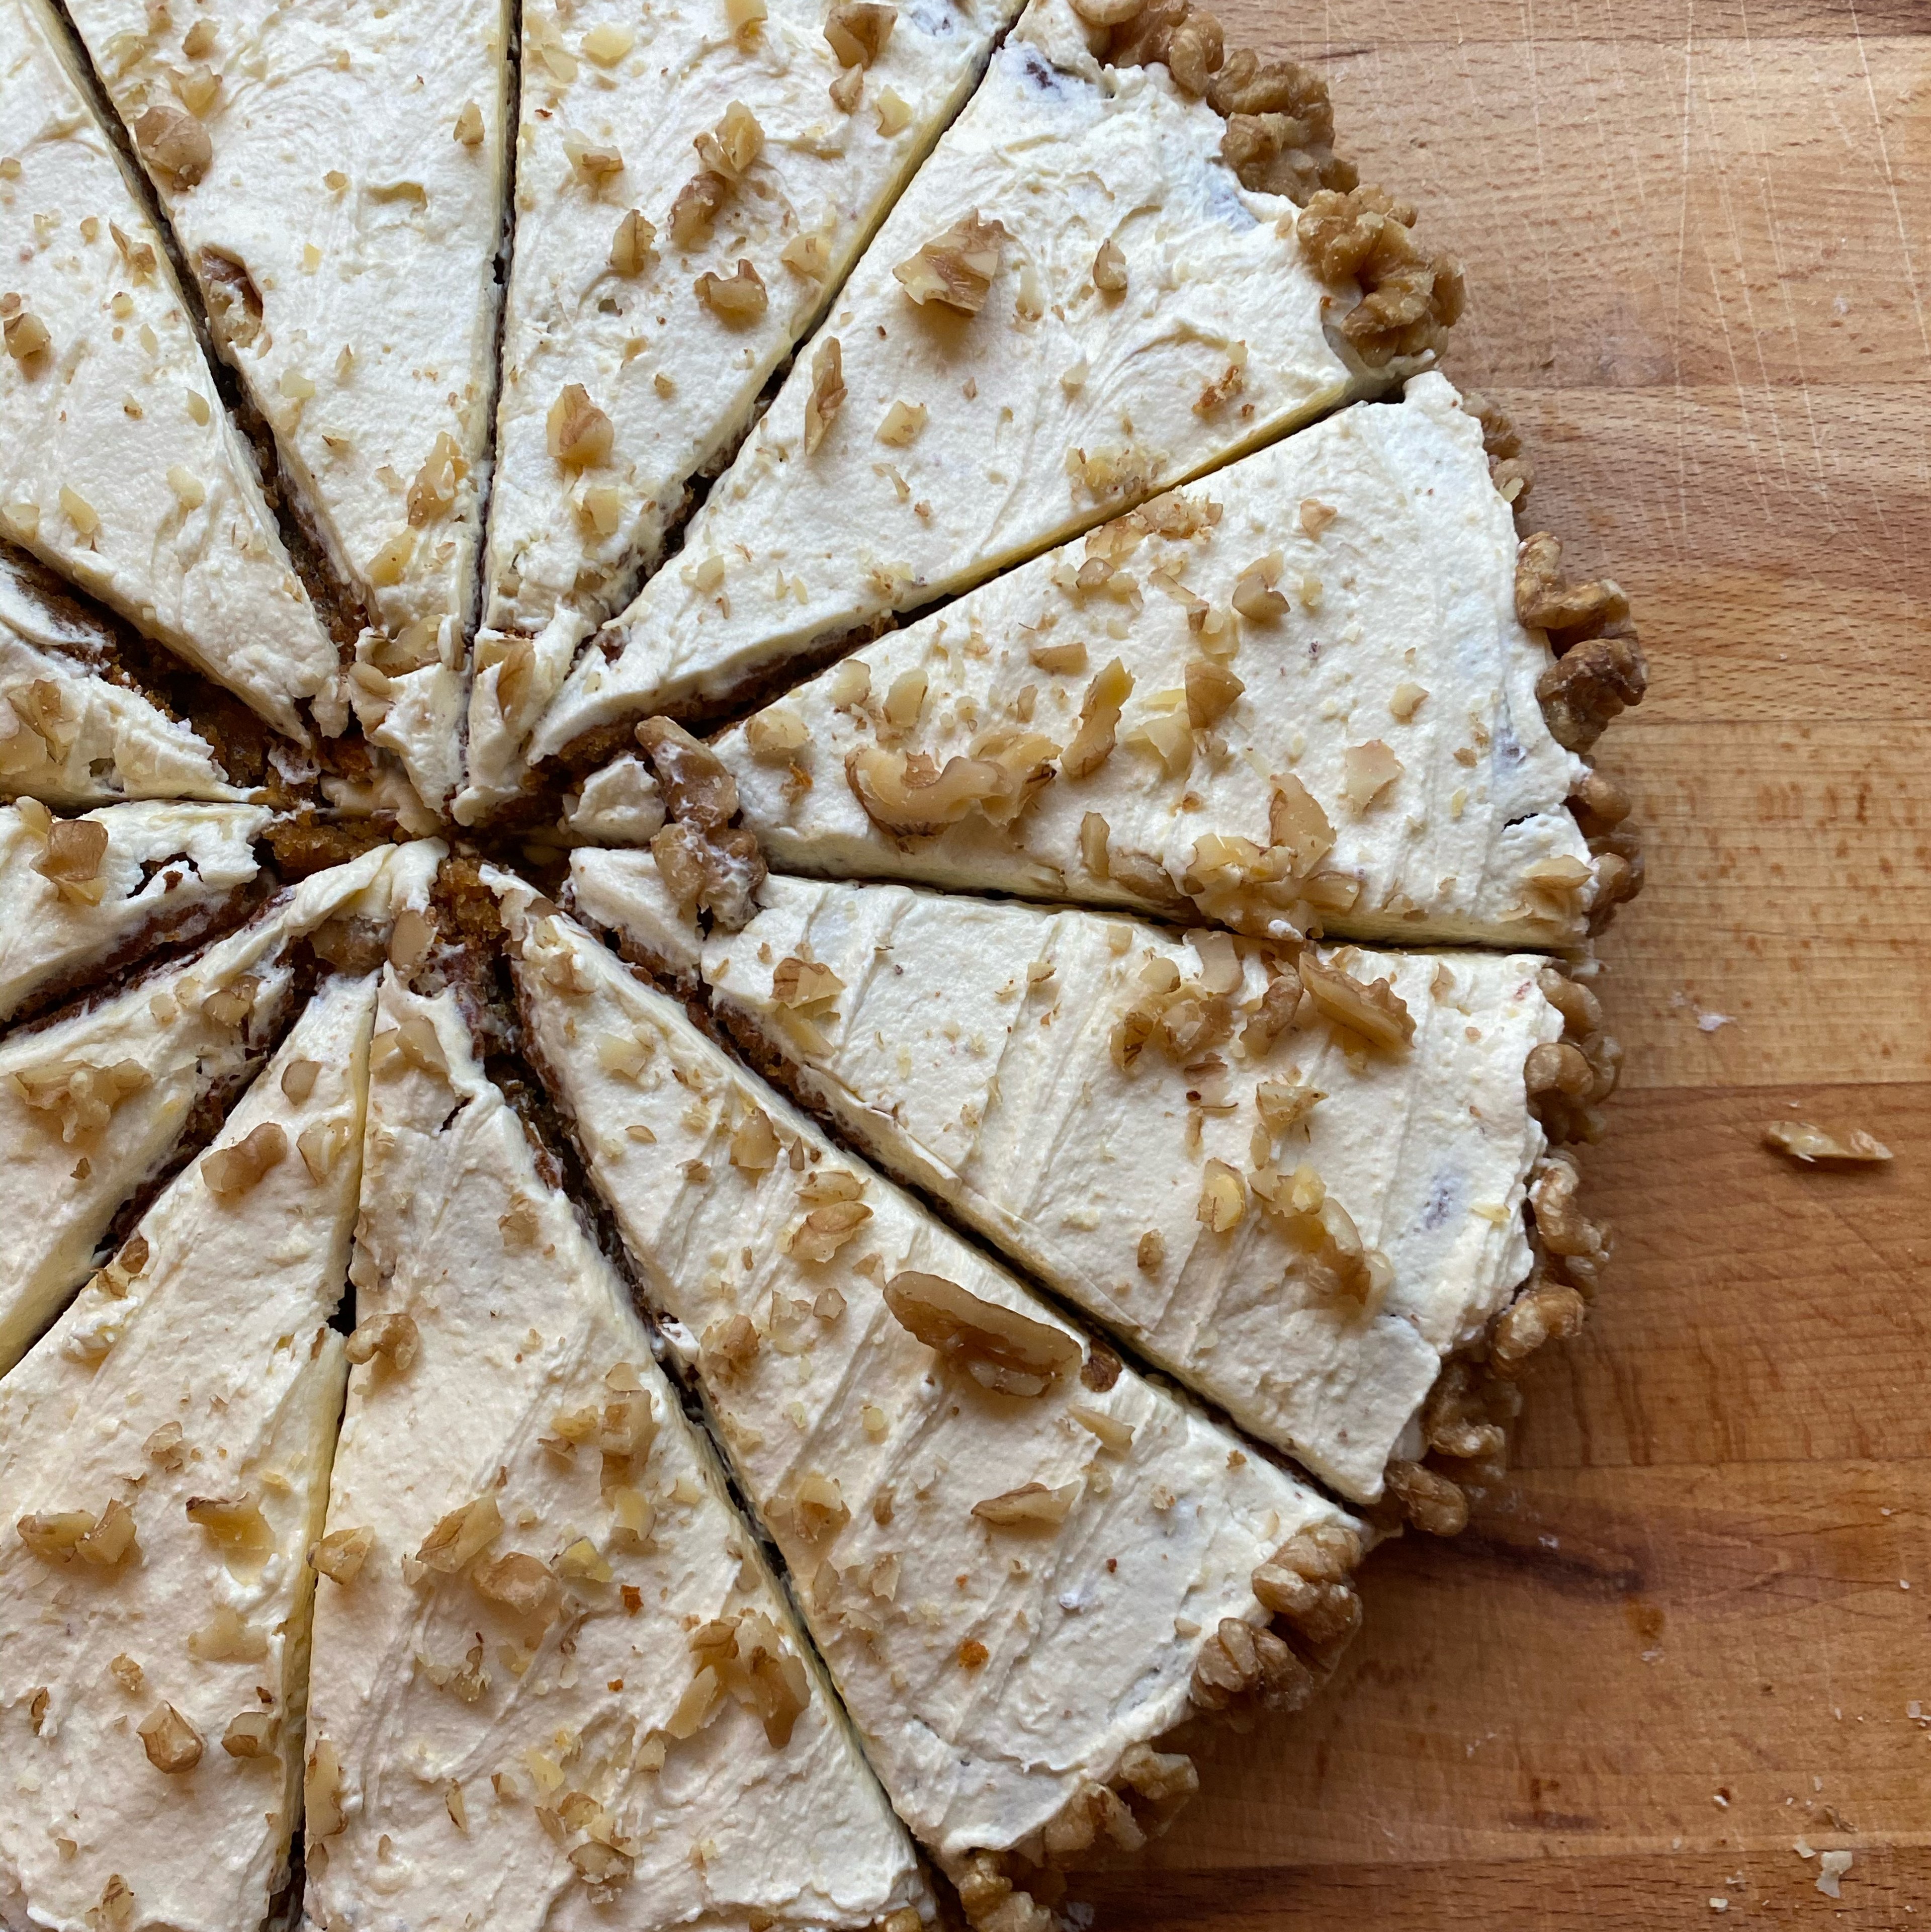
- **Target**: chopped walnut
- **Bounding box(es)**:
[845,735,1057,837]
[1117,1740,1200,1818]
[1231,551,1287,622]
[11,1058,153,1145]
[893,212,1008,314]
[345,1310,419,1372]
[2,302,49,364]
[32,816,110,905]
[1136,1229,1165,1273]
[1093,237,1128,294]
[610,208,658,276]
[1297,186,1463,368]
[406,431,467,527]
[185,1492,272,1557]
[1297,954,1413,1050]
[454,99,485,146]
[876,398,927,446]
[134,103,212,187]
[1269,775,1336,876]
[221,1710,279,1759]
[786,1198,872,1262]
[548,384,613,469]
[415,1494,502,1574]
[700,1312,762,1379]
[695,259,769,324]
[1461,390,1534,505]
[1061,657,1133,778]
[1763,1121,1893,1166]
[1339,738,1403,812]
[473,1550,560,1621]
[18,1499,141,1568]
[201,1123,289,1199]
[1196,1157,1247,1233]
[1185,659,1245,727]
[137,1702,204,1773]
[972,1478,1081,1526]
[311,1524,374,1584]
[883,1270,1081,1397]
[668,170,730,248]
[1384,1458,1468,1536]
[804,337,845,454]
[826,1,896,65]
[1249,1163,1392,1307]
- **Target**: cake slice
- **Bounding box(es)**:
[503,882,1368,1919]
[708,374,1641,949]
[63,0,514,809]
[0,836,437,1373]
[578,856,1617,1505]
[302,957,931,1932]
[0,0,337,740]
[0,546,253,807]
[0,798,269,1023]
[473,0,1022,797]
[0,972,374,1932]
[472,0,1461,809]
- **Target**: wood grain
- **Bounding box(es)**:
[1071,2,1931,1924]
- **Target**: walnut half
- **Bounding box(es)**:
[882,1271,1081,1397]
[1297,185,1463,369]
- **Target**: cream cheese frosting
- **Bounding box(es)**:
[502,885,1358,1865]
[576,855,1559,1501]
[0,550,247,807]
[485,0,1373,804]
[0,798,268,1022]
[64,0,512,813]
[0,837,435,1375]
[0,0,336,740]
[715,373,1598,948]
[479,0,1018,642]
[0,971,373,1932]
[302,967,930,1932]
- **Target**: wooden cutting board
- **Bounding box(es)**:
[1065,4,1931,1924]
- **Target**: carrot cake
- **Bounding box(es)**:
[0,0,336,740]
[470,0,1460,808]
[0,971,373,1932]
[576,855,1615,1503]
[503,880,1367,1919]
[0,838,435,1373]
[302,959,931,1931]
[706,375,1631,948]
[63,0,514,809]
[466,0,1023,828]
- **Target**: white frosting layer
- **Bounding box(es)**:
[578,857,1557,1501]
[0,552,246,806]
[0,0,335,738]
[0,974,372,1932]
[483,0,1017,641]
[304,970,928,1932]
[502,0,1362,792]
[0,798,268,1021]
[65,0,511,645]
[716,374,1596,947]
[505,888,1355,1863]
[0,838,433,1374]
[561,753,665,847]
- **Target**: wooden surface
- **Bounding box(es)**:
[1064,5,1931,1926]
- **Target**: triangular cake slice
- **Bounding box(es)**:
[0,971,374,1932]
[0,547,253,806]
[0,837,437,1373]
[0,797,268,1023]
[504,883,1368,1917]
[477,0,1023,707]
[710,374,1641,949]
[474,0,1461,808]
[302,956,931,1931]
[0,0,336,740]
[63,0,514,810]
[578,855,1613,1505]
